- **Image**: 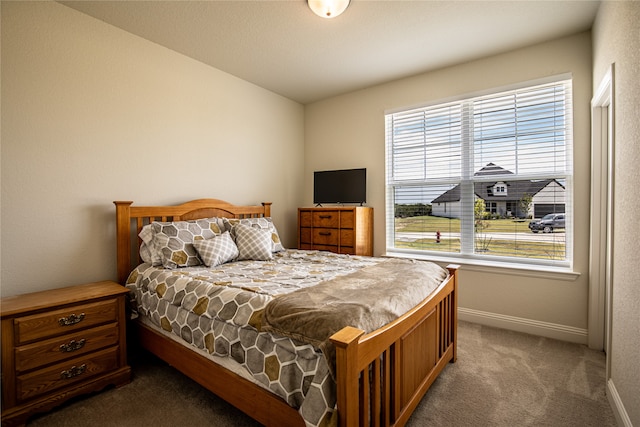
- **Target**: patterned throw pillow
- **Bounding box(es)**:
[192,232,239,267]
[150,218,227,268]
[224,217,285,252]
[234,223,274,261]
[139,224,162,266]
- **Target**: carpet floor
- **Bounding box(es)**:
[27,321,616,426]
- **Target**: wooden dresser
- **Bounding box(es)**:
[1,281,131,427]
[298,206,373,256]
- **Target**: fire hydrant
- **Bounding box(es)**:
[436,230,441,243]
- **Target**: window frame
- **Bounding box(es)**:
[384,76,575,273]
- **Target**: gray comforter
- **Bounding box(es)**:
[261,258,448,376]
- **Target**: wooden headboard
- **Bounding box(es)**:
[114,199,272,285]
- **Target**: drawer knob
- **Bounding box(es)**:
[58,312,85,326]
[319,231,332,236]
[59,338,86,353]
[319,215,332,219]
[60,364,86,379]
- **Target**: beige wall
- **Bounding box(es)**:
[305,32,593,337]
[593,2,640,425]
[0,2,304,296]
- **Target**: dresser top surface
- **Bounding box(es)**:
[298,206,372,211]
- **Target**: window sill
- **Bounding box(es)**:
[383,251,581,281]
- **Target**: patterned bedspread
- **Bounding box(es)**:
[126,250,381,427]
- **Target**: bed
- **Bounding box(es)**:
[114,198,458,427]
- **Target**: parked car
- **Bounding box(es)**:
[528,213,565,233]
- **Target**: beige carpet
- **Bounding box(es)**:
[28,321,616,426]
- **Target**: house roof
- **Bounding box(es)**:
[473,162,513,176]
[431,164,564,204]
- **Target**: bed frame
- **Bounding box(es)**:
[114,199,458,427]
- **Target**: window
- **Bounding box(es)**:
[385,79,573,268]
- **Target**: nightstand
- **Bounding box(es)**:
[1,281,131,427]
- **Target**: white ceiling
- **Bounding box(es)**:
[59,0,601,104]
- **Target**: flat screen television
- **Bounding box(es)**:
[313,168,366,205]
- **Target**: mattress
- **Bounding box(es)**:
[126,250,381,427]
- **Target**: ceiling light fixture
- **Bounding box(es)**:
[307,0,350,18]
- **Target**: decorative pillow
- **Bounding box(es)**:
[234,223,274,261]
[139,224,162,266]
[150,217,227,269]
[192,232,239,267]
[224,217,285,252]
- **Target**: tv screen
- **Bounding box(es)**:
[313,168,366,205]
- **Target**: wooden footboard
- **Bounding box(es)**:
[330,265,458,427]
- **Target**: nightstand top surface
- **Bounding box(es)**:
[1,281,128,318]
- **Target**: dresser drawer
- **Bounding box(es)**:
[312,228,339,245]
[338,246,355,255]
[14,298,119,345]
[16,346,120,402]
[340,229,355,246]
[311,244,339,253]
[339,210,355,228]
[312,211,339,228]
[299,227,312,245]
[15,323,119,373]
[299,210,312,227]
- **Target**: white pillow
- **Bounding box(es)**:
[234,223,274,261]
[192,232,239,267]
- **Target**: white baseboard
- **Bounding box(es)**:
[458,307,588,344]
[607,378,633,427]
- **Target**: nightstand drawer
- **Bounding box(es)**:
[312,228,339,245]
[312,211,339,228]
[16,347,120,402]
[15,323,120,373]
[14,298,119,344]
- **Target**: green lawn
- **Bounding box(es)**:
[394,215,565,260]
[396,216,531,233]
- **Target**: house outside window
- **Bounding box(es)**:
[385,78,573,268]
[494,183,507,195]
[486,201,498,215]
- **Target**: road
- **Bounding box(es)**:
[396,231,566,243]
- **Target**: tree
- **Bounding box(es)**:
[518,193,533,219]
[474,199,491,252]
[395,203,432,218]
[474,198,487,222]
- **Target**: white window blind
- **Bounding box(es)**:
[385,79,573,268]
